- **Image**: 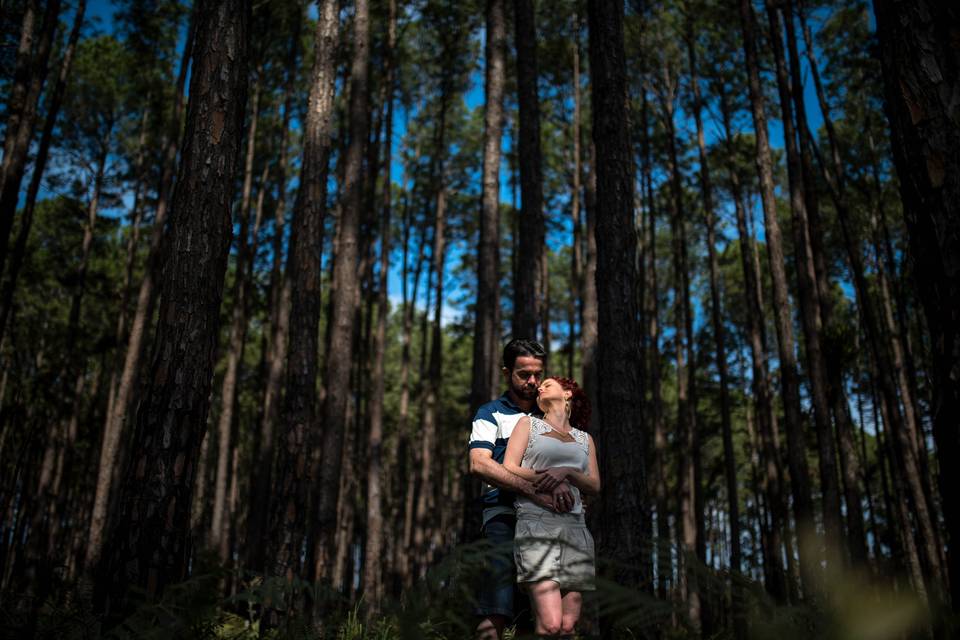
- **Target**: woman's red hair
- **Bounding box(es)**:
[549,376,591,431]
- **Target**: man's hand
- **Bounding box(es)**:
[551,482,574,513]
[534,467,573,492]
[530,491,556,511]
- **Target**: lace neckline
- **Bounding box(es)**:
[532,416,580,442]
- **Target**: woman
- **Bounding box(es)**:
[503,376,600,638]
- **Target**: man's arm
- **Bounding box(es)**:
[469,448,567,512]
[469,447,535,496]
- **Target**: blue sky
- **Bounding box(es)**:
[66,0,834,334]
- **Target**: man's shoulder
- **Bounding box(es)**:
[474,393,525,423]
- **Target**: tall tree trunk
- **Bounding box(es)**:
[720,86,789,603]
[763,0,842,571]
[660,79,701,632]
[512,0,545,342]
[414,181,447,578]
[266,0,338,593]
[312,0,370,586]
[0,0,86,345]
[466,0,506,540]
[638,88,667,601]
[95,0,249,619]
[568,21,582,380]
[210,73,262,561]
[104,107,150,439]
[587,0,648,592]
[685,16,743,636]
[786,0,868,569]
[477,0,505,398]
[738,0,818,599]
[581,140,599,411]
[245,15,300,572]
[0,0,61,278]
[362,0,396,612]
[85,14,196,571]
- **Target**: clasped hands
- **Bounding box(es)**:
[534,467,575,513]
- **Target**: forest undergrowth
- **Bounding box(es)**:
[2,535,942,640]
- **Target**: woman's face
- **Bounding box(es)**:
[536,378,568,406]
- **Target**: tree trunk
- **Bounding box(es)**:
[738,0,818,599]
[512,0,546,343]
[638,88,667,601]
[0,0,85,345]
[587,0,648,592]
[414,181,447,578]
[568,21,582,380]
[685,16,743,635]
[465,0,505,544]
[469,0,505,428]
[312,0,370,586]
[210,74,262,560]
[95,0,249,619]
[245,14,300,572]
[581,140,599,411]
[362,0,395,612]
[660,78,702,632]
[266,0,338,592]
[0,0,61,278]
[763,0,842,573]
[719,87,789,602]
[787,0,869,569]
[85,14,196,572]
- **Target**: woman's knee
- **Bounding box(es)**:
[560,614,578,635]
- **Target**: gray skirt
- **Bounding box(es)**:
[514,511,596,591]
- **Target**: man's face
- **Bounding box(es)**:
[505,355,545,401]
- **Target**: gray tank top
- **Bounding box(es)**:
[515,416,590,516]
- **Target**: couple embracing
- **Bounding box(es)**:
[468,339,600,639]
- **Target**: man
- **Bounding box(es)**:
[468,338,574,640]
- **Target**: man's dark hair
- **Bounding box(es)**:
[502,338,546,371]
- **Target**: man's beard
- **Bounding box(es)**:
[513,383,538,401]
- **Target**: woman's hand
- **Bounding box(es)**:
[552,482,575,513]
[534,467,573,492]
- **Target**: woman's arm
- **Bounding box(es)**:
[503,416,539,482]
[533,434,601,495]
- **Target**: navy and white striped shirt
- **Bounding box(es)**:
[468,393,540,524]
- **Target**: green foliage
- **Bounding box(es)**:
[7,536,938,640]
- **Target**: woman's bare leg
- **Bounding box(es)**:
[560,590,582,635]
[527,580,563,636]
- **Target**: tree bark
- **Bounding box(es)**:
[266,0,338,591]
[874,0,959,610]
[638,88,667,601]
[210,74,263,561]
[738,0,817,599]
[0,0,85,346]
[512,0,546,342]
[763,0,842,571]
[587,0,649,593]
[85,13,196,572]
[730,162,789,600]
[244,14,299,572]
[581,140,599,411]
[469,0,505,418]
[685,15,743,635]
[363,0,396,612]
[568,20,582,380]
[312,0,370,585]
[0,0,61,279]
[95,0,249,618]
[662,82,702,633]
